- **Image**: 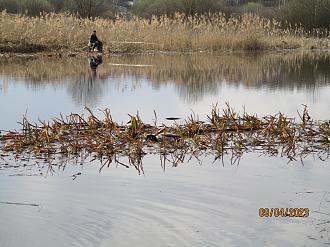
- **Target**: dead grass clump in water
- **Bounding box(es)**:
[0,105,329,173]
[1,11,329,53]
[237,34,267,51]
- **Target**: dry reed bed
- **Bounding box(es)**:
[0,105,329,172]
[1,11,329,53]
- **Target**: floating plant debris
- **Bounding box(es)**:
[0,104,329,173]
[0,201,39,207]
[166,118,181,121]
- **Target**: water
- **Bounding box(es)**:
[0,51,330,247]
[1,51,330,129]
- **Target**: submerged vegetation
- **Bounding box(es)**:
[0,105,329,173]
[1,11,329,53]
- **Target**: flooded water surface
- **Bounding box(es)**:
[0,52,330,247]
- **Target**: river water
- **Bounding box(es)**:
[0,51,329,247]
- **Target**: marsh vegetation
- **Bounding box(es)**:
[1,2,330,246]
[0,104,329,175]
[1,11,329,53]
[0,45,329,247]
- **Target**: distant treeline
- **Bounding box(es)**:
[133,0,330,29]
[0,0,329,29]
[0,0,126,17]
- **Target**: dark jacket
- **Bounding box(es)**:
[90,34,99,44]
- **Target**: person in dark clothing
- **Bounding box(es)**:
[89,30,103,52]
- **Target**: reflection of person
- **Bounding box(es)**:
[89,55,103,70]
[89,30,103,52]
[89,55,103,77]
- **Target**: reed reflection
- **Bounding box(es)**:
[66,55,106,107]
[0,52,329,104]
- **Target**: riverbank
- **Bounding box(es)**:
[1,12,329,54]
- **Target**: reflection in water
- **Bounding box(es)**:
[89,54,103,74]
[0,154,329,247]
[0,52,329,104]
[1,53,330,247]
[67,55,105,107]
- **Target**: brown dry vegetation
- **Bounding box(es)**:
[0,105,329,173]
[1,11,329,53]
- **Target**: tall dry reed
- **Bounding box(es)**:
[1,11,329,53]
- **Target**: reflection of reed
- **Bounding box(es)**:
[94,52,330,103]
[107,52,330,88]
[1,52,329,104]
[67,73,106,107]
[0,56,108,106]
[0,57,89,83]
[66,55,105,107]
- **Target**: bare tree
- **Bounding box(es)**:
[64,0,104,17]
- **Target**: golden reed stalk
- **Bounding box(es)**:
[1,11,329,53]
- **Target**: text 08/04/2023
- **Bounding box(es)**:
[259,208,309,218]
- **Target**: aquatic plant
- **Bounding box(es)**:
[0,105,329,174]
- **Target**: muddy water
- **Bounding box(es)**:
[0,52,330,247]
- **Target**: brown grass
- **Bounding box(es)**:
[0,105,329,173]
[1,11,329,53]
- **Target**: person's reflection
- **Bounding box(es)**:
[89,54,103,77]
[67,55,105,107]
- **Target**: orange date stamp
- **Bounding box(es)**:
[259,208,309,218]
